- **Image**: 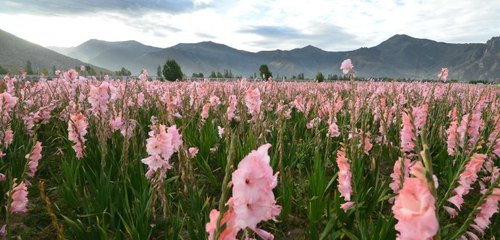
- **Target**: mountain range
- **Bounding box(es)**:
[0,29,109,74]
[1,28,498,81]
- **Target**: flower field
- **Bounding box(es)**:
[0,70,499,240]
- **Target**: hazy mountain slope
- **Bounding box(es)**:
[0,29,109,73]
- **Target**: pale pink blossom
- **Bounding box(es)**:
[401,112,416,153]
[210,95,221,107]
[68,112,88,159]
[412,104,428,133]
[88,82,110,115]
[245,88,262,119]
[218,126,225,138]
[227,95,238,121]
[26,141,42,178]
[231,144,281,230]
[139,69,148,81]
[10,181,29,213]
[327,121,340,137]
[341,201,355,212]
[470,188,499,235]
[390,157,411,193]
[142,124,182,179]
[438,68,449,81]
[336,147,352,204]
[340,59,353,74]
[64,69,78,81]
[201,103,211,122]
[448,153,486,210]
[3,127,13,147]
[188,147,199,158]
[392,178,438,240]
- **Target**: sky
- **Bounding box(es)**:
[0,0,499,52]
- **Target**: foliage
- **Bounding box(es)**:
[162,59,183,81]
[259,64,272,80]
[115,67,132,76]
[0,75,499,239]
[316,72,325,82]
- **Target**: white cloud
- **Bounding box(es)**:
[0,0,498,51]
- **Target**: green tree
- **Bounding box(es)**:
[297,73,305,80]
[259,64,272,80]
[25,60,33,74]
[162,59,183,81]
[115,67,132,76]
[315,72,325,82]
[0,65,7,74]
[52,66,56,75]
[209,72,217,78]
[157,65,163,80]
[216,72,223,78]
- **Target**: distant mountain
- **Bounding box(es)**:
[50,33,500,81]
[0,29,109,74]
[49,39,161,74]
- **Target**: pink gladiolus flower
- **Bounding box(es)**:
[139,69,148,81]
[245,88,262,120]
[412,104,428,133]
[188,147,199,158]
[340,59,353,74]
[65,69,78,81]
[206,206,238,240]
[3,127,13,147]
[341,201,355,212]
[336,147,352,203]
[327,121,340,137]
[227,95,237,121]
[0,173,5,182]
[88,81,112,115]
[68,112,88,159]
[231,144,281,230]
[210,95,221,107]
[10,181,29,213]
[26,141,42,178]
[438,68,449,81]
[470,188,499,235]
[390,157,411,193]
[218,126,225,138]
[401,112,416,153]
[392,178,438,240]
[142,124,182,179]
[201,103,211,122]
[0,92,18,123]
[448,153,486,210]
[443,206,458,218]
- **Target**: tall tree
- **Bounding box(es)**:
[259,64,272,80]
[157,65,163,80]
[316,72,325,82]
[25,60,33,74]
[0,65,7,74]
[162,59,183,81]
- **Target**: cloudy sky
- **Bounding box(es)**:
[0,0,499,52]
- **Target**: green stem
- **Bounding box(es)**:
[214,132,236,240]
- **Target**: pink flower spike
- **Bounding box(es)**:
[438,68,449,81]
[340,59,353,74]
[336,147,352,202]
[188,147,199,158]
[340,201,355,212]
[10,181,29,213]
[26,141,42,178]
[392,178,438,240]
